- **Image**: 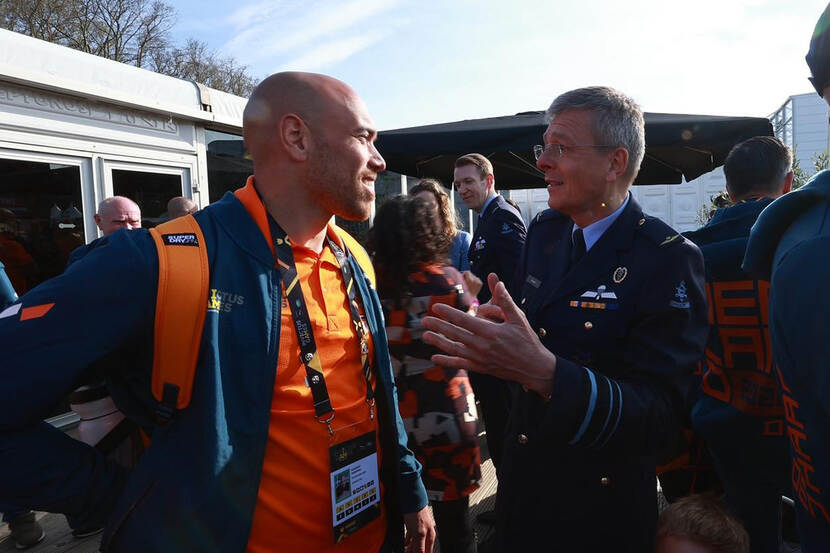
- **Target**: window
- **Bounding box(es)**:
[111,168,182,228]
[0,157,87,293]
[206,129,252,202]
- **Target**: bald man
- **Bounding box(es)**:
[94,196,141,235]
[0,73,433,553]
[166,196,197,219]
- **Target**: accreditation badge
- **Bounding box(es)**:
[330,431,381,543]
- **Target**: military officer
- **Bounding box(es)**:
[454,153,526,304]
[452,153,526,518]
[424,86,708,552]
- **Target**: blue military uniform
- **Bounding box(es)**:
[467,194,526,473]
[685,198,790,553]
[468,195,526,304]
[499,196,708,552]
[744,171,830,552]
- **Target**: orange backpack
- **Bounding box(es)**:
[147,214,374,420]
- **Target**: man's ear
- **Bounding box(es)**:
[485,173,495,190]
[782,170,794,195]
[607,148,630,182]
[93,214,103,231]
[280,114,310,162]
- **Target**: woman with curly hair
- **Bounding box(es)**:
[409,179,472,272]
[369,195,481,553]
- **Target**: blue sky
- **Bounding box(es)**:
[170,0,827,130]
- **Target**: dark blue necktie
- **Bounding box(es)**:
[571,228,586,267]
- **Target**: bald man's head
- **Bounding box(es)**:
[167,196,198,219]
[243,72,359,164]
[95,196,141,236]
[242,72,386,222]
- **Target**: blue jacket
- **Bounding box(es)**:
[744,171,830,552]
[686,198,785,438]
[0,191,428,552]
[468,195,526,303]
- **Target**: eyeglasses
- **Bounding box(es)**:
[533,143,615,161]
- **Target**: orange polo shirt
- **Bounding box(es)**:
[236,180,386,553]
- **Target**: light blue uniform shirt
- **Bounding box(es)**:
[573,193,631,252]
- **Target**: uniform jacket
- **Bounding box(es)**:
[468,195,526,303]
[500,195,708,552]
[0,191,428,552]
[744,171,830,551]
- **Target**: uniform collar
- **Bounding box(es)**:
[479,194,499,218]
[573,193,630,252]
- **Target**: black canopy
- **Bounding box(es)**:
[377,111,774,189]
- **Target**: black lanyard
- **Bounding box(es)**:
[268,217,375,435]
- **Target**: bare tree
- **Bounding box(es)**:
[154,39,258,96]
[0,0,257,96]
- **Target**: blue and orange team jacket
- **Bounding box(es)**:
[744,170,830,551]
[0,180,427,553]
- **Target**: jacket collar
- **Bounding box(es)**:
[539,194,644,307]
[232,176,344,263]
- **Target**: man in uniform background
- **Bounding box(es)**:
[425,86,708,551]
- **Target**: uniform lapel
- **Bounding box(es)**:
[538,197,641,310]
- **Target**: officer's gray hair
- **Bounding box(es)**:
[545,86,645,180]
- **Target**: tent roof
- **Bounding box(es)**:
[377,110,774,188]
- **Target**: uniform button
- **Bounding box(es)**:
[517,434,529,445]
[538,328,547,338]
[600,477,610,486]
[521,297,526,305]
[638,218,645,226]
[584,321,593,330]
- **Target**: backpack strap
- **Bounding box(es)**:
[148,214,209,422]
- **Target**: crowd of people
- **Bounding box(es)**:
[3,4,830,553]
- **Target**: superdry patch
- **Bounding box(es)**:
[162,233,199,246]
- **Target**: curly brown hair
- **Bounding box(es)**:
[368,195,452,299]
[409,179,459,242]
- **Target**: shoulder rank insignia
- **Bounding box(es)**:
[660,234,682,246]
[669,280,690,309]
[501,222,513,234]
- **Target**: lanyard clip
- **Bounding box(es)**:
[316,411,336,436]
[366,398,376,421]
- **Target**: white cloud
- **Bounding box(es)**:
[223,0,401,64]
[278,32,388,72]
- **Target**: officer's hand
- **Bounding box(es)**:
[403,506,436,553]
[422,273,556,398]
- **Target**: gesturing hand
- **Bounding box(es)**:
[422,273,556,398]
